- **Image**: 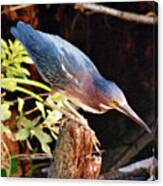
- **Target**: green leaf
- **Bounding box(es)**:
[10,157,18,176]
[1,51,6,61]
[1,168,7,177]
[41,144,52,156]
[1,38,33,79]
[0,104,11,121]
[1,79,17,92]
[13,39,20,48]
[2,100,14,106]
[35,101,46,119]
[51,92,63,103]
[44,110,62,126]
[12,66,31,77]
[8,39,13,50]
[2,78,51,92]
[31,126,52,144]
[16,86,43,102]
[1,38,8,49]
[16,128,30,140]
[31,127,52,155]
[18,67,31,76]
[4,66,30,78]
[22,56,33,64]
[1,124,12,138]
[17,116,33,129]
[18,97,24,114]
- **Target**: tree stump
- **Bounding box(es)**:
[48,121,102,179]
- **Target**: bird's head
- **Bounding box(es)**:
[96,78,152,133]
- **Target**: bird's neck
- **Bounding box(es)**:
[94,76,111,93]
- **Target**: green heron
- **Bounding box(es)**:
[11,21,151,134]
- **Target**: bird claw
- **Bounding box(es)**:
[62,99,101,153]
[81,119,101,154]
[92,133,101,154]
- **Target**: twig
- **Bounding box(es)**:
[70,12,81,36]
[12,92,49,104]
[75,3,158,25]
[24,107,38,116]
[1,92,6,98]
[118,156,157,173]
[99,156,157,180]
[12,153,52,160]
[2,4,32,15]
[110,127,153,170]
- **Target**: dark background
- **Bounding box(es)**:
[1,1,158,176]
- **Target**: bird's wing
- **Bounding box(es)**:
[10,21,100,89]
[46,34,100,76]
[11,22,65,86]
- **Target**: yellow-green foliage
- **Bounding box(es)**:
[1,39,65,176]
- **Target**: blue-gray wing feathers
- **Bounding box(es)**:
[10,21,100,89]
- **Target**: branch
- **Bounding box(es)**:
[75,3,158,25]
[99,157,157,180]
[12,153,52,161]
[102,120,154,172]
[2,5,32,15]
[110,129,153,170]
[118,156,157,173]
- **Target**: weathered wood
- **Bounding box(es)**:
[99,157,157,180]
[48,121,102,179]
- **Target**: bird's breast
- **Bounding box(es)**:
[64,83,111,114]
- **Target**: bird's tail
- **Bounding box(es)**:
[10,21,54,56]
[10,21,36,47]
[10,21,61,85]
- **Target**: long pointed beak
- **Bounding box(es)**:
[117,104,152,134]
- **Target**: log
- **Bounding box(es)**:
[48,121,102,179]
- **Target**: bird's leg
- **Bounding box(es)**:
[63,99,88,127]
[63,99,101,152]
[46,94,56,108]
[46,94,100,153]
[45,89,59,107]
[46,94,88,128]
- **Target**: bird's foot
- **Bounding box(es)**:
[63,100,101,153]
[79,117,101,153]
[47,96,101,153]
[90,130,101,154]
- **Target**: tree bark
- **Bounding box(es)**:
[48,121,102,179]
